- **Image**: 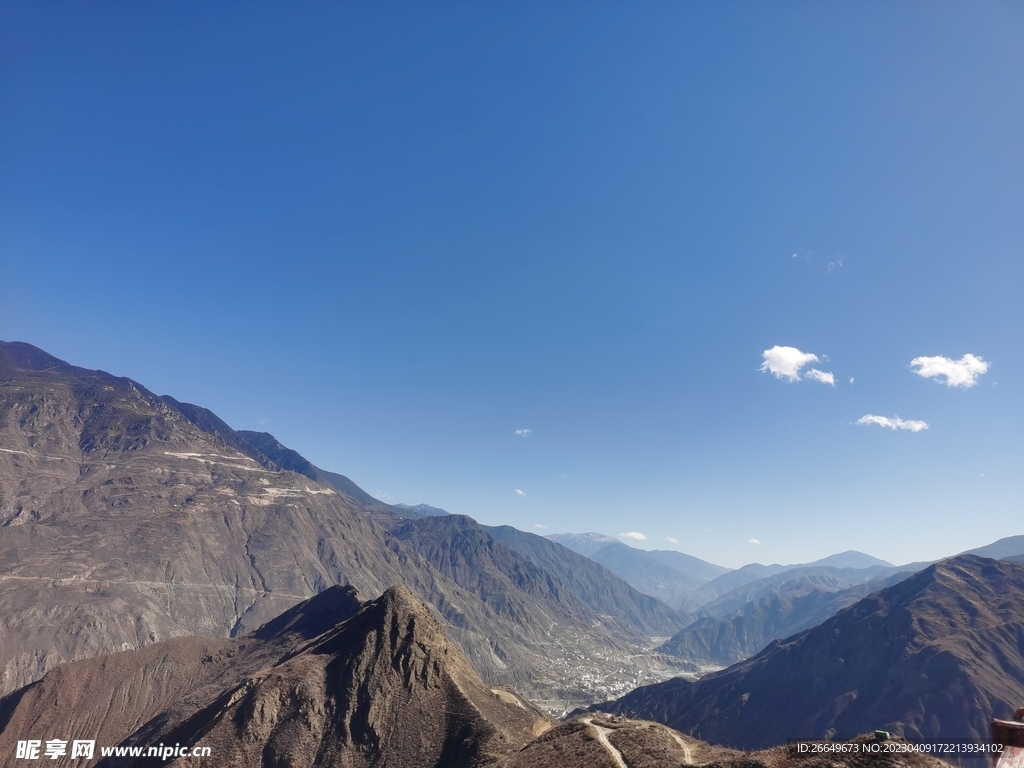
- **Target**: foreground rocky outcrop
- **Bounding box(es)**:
[0,586,550,767]
[590,555,1024,749]
[499,714,953,768]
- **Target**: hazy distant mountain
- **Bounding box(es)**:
[674,563,793,612]
[966,535,1024,560]
[643,548,732,584]
[804,550,893,569]
[546,532,620,558]
[594,555,1024,749]
[675,557,892,613]
[696,564,894,618]
[547,533,729,608]
[658,570,915,664]
[0,586,549,768]
[395,502,451,517]
[484,524,693,636]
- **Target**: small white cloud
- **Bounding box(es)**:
[849,377,855,384]
[534,523,548,529]
[514,488,526,496]
[375,491,393,500]
[805,368,836,386]
[827,256,843,273]
[515,428,532,437]
[665,536,678,544]
[760,346,820,382]
[619,531,647,541]
[748,538,761,545]
[910,354,989,388]
[857,414,929,432]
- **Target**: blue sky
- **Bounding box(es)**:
[2,2,1021,568]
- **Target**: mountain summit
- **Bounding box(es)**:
[0,586,549,767]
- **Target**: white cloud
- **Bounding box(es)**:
[515,428,532,437]
[748,538,761,545]
[849,377,855,384]
[514,488,526,496]
[534,523,547,529]
[619,531,647,541]
[760,346,820,382]
[827,256,843,273]
[910,354,989,388]
[857,414,929,432]
[805,368,836,386]
[665,536,678,544]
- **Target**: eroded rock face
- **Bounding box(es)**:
[0,586,549,768]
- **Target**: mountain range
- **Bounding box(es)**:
[0,340,689,707]
[0,585,549,767]
[591,554,1024,748]
[0,580,959,768]
[2,339,1022,763]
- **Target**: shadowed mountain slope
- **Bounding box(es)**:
[545,532,620,558]
[695,565,895,618]
[387,515,694,707]
[658,571,914,665]
[593,555,1024,749]
[0,586,549,768]
[967,535,1024,561]
[486,524,692,637]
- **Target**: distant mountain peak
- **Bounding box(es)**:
[394,502,451,517]
[546,532,620,557]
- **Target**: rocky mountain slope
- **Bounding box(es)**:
[0,340,687,706]
[500,714,951,768]
[657,571,913,665]
[0,585,549,767]
[659,543,1024,666]
[592,555,1024,749]
[486,524,692,637]
[388,516,695,709]
[1,584,954,768]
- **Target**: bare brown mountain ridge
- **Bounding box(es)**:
[0,585,550,767]
[589,554,1024,749]
[0,340,688,706]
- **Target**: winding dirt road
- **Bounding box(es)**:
[581,717,628,768]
